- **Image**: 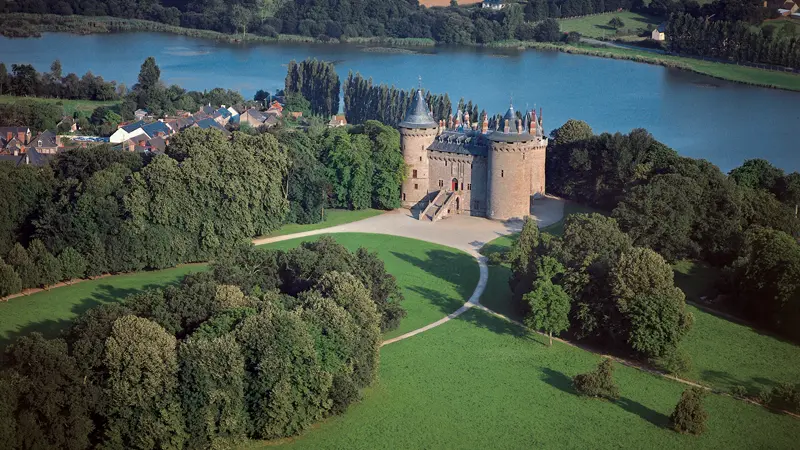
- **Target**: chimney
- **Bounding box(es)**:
[455,110,461,129]
[447,115,453,130]
[464,111,470,129]
[517,119,523,135]
[481,113,488,134]
[503,118,510,134]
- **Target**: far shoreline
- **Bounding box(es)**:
[2,13,800,93]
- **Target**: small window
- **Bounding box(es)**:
[501,170,504,177]
[438,180,444,188]
[461,182,464,190]
[419,156,422,161]
[414,183,418,189]
[412,169,418,178]
[445,160,448,166]
[467,183,471,191]
[402,193,406,201]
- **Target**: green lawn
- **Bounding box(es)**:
[262,308,800,449]
[558,11,661,39]
[0,264,202,350]
[264,209,385,238]
[0,95,120,116]
[0,233,477,349]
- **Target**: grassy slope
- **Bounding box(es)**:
[265,209,384,238]
[266,309,800,449]
[0,232,477,348]
[0,95,120,116]
[558,11,661,39]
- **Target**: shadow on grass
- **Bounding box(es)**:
[701,369,778,395]
[0,282,174,353]
[542,367,669,428]
[391,249,477,300]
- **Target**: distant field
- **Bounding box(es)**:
[558,11,661,39]
[762,17,800,34]
[420,0,481,6]
[0,95,120,116]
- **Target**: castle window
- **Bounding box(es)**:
[445,160,448,166]
[438,179,444,188]
[412,169,418,178]
[419,156,422,161]
[403,193,406,201]
[461,182,464,190]
[414,183,418,189]
[467,183,471,191]
[501,170,504,177]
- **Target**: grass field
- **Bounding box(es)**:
[762,17,800,35]
[262,308,800,449]
[264,210,385,238]
[558,11,661,39]
[0,232,477,348]
[0,95,120,116]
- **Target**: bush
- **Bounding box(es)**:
[729,385,748,398]
[765,383,800,413]
[650,346,692,375]
[564,31,581,44]
[487,252,506,266]
[573,358,620,400]
[670,387,708,435]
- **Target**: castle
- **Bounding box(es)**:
[399,89,547,221]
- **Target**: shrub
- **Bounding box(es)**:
[729,385,748,399]
[766,383,800,413]
[573,358,620,400]
[670,387,708,435]
[651,346,692,375]
[487,252,506,266]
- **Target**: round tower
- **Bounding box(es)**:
[399,89,438,209]
[486,105,536,221]
[529,109,548,198]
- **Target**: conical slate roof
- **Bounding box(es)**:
[399,89,437,129]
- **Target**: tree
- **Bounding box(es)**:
[534,18,562,42]
[230,4,253,37]
[254,89,270,103]
[573,358,620,400]
[179,335,247,449]
[0,63,7,95]
[102,315,185,449]
[610,247,692,358]
[729,158,784,192]
[0,260,22,297]
[5,333,93,449]
[10,64,39,96]
[608,16,625,29]
[670,387,708,435]
[6,242,37,289]
[524,278,571,346]
[136,57,160,93]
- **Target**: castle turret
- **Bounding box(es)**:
[487,103,537,221]
[399,89,439,209]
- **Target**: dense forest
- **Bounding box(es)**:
[539,119,800,344]
[0,239,400,448]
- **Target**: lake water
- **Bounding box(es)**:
[1,32,798,172]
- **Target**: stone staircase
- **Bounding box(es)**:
[420,190,446,221]
[431,191,459,222]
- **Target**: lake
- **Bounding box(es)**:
[1,32,798,172]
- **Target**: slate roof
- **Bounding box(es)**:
[176,117,195,130]
[428,131,488,157]
[243,108,267,122]
[216,107,232,119]
[399,89,437,129]
[32,130,58,148]
[147,137,167,152]
[141,121,172,137]
[0,154,21,165]
[264,115,279,126]
[488,104,536,143]
[19,148,55,166]
[195,118,231,135]
[202,105,216,115]
[121,120,146,133]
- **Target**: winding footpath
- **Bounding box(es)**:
[254,197,566,347]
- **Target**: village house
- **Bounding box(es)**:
[29,130,60,155]
[482,0,505,9]
[329,114,348,128]
[0,127,32,146]
[778,0,798,14]
[652,22,666,41]
[194,117,231,136]
[109,120,147,144]
[240,108,268,127]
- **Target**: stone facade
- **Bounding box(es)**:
[399,91,547,221]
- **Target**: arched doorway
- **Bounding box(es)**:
[451,178,458,191]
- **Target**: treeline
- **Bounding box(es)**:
[0,101,63,134]
[0,118,406,292]
[666,13,800,70]
[343,72,455,126]
[634,0,773,26]
[0,60,120,100]
[546,119,800,341]
[5,0,575,45]
[0,238,401,448]
[285,59,340,117]
[523,0,634,21]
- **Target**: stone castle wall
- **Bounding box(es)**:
[399,126,438,209]
[529,142,547,198]
[428,151,488,216]
[487,140,536,221]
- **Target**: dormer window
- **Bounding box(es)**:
[38,140,42,146]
